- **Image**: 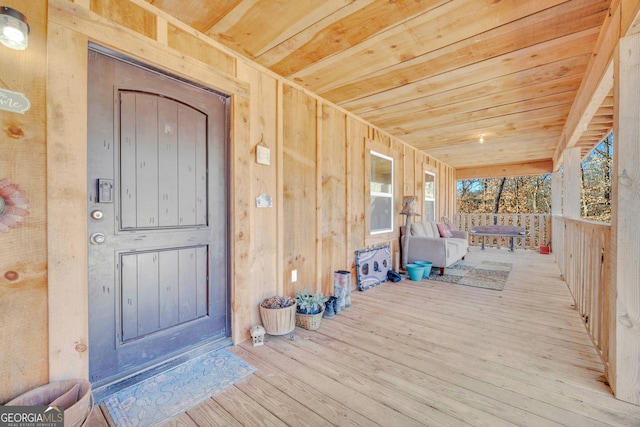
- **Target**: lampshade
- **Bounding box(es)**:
[0,7,29,50]
[400,196,418,216]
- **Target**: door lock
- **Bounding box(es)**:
[97,179,114,203]
[90,232,106,244]
[91,210,104,221]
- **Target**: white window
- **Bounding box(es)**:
[370,151,394,234]
[424,171,436,221]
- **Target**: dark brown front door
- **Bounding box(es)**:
[87,48,229,386]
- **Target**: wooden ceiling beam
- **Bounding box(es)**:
[552,2,621,170]
[621,0,640,36]
[553,0,640,170]
[433,148,556,169]
[456,160,554,180]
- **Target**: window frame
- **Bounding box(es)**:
[369,150,394,235]
[424,170,436,221]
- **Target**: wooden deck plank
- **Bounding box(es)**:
[360,277,594,336]
[278,328,516,427]
[211,386,287,426]
[351,287,605,370]
[233,374,335,427]
[313,315,610,426]
[237,341,427,426]
[232,345,377,426]
[261,331,476,426]
[358,287,596,353]
[161,413,199,427]
[185,398,244,427]
[155,249,640,427]
[320,316,624,427]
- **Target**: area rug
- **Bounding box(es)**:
[102,347,255,426]
[425,260,512,291]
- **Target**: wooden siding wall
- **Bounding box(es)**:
[282,86,318,294]
[0,0,48,404]
[0,0,456,401]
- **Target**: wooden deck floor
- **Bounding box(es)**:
[156,249,640,426]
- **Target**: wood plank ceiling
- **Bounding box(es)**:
[146,0,614,174]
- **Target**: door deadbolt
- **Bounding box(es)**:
[91,210,104,221]
[90,233,106,244]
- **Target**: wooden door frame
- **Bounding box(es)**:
[46,15,250,382]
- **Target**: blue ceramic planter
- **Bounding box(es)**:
[406,263,426,281]
[414,261,433,278]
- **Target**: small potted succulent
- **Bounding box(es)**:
[295,290,328,330]
[259,295,296,337]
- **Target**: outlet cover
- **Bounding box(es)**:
[291,270,297,282]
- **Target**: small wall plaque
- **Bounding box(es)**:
[256,144,270,165]
[256,193,272,208]
[0,88,30,114]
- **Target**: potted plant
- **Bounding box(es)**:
[259,295,296,338]
[295,290,328,330]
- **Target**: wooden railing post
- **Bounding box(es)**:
[553,216,611,385]
[610,31,640,405]
[457,213,552,251]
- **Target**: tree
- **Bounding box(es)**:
[457,135,611,222]
[457,175,552,214]
[580,134,612,222]
[493,177,506,213]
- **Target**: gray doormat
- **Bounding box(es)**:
[102,347,255,426]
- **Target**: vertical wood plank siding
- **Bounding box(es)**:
[553,216,611,382]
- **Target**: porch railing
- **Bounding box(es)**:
[552,215,610,374]
[455,213,552,250]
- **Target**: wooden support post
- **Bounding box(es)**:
[47,22,90,382]
[611,31,640,405]
[562,147,581,220]
[551,172,562,216]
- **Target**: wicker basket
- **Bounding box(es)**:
[259,304,296,335]
[295,307,324,330]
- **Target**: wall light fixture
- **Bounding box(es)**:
[0,6,29,50]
